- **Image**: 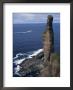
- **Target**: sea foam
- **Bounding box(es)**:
[13,49,43,76]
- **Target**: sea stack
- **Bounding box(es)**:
[43,15,54,62]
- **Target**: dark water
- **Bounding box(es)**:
[13,23,60,58]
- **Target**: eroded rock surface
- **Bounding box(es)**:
[42,15,54,62]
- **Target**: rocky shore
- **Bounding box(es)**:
[13,15,60,77]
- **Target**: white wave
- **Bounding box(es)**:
[16,53,23,56]
[13,53,28,61]
[13,48,43,76]
[13,53,23,59]
[14,65,22,76]
[28,49,43,57]
[14,65,20,72]
[13,58,26,65]
[14,49,43,62]
[15,30,32,34]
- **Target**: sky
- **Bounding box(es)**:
[13,13,60,24]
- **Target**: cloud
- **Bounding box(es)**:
[13,13,60,24]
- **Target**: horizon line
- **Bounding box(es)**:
[13,22,60,24]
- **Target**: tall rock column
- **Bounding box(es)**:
[43,15,54,62]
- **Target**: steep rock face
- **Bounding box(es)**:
[50,53,60,76]
[42,15,54,62]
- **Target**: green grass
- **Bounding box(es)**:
[51,53,60,63]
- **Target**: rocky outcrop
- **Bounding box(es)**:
[42,15,54,62]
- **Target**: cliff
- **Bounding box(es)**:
[14,15,60,77]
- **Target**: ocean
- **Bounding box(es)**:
[13,23,60,76]
[13,23,60,58]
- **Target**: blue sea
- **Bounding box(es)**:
[13,23,60,57]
